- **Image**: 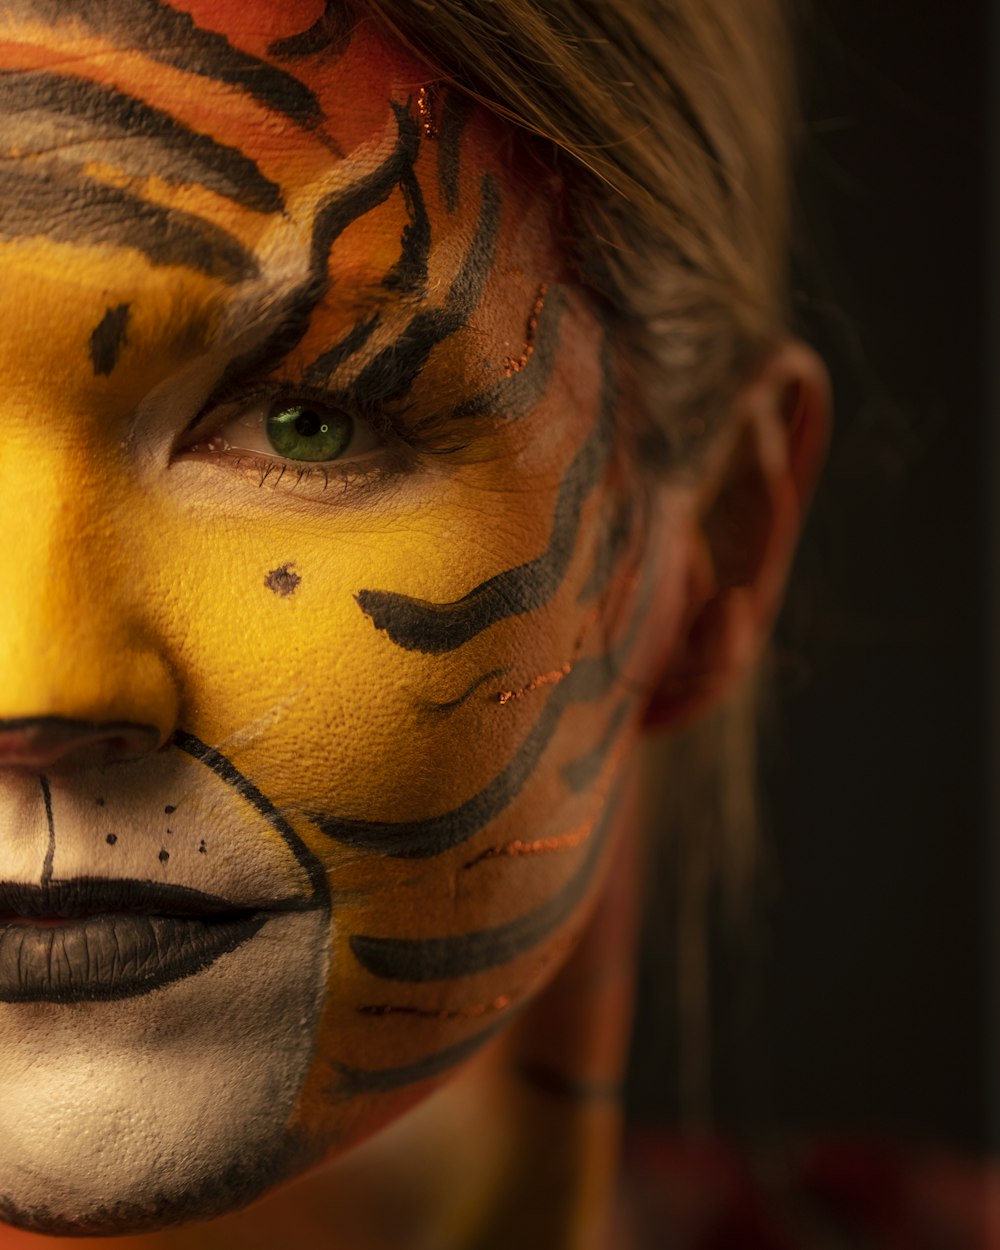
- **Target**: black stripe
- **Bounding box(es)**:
[268,2,355,61]
[311,527,652,862]
[304,314,381,386]
[310,599,641,861]
[9,0,323,128]
[347,781,621,982]
[333,1015,508,1095]
[0,71,283,214]
[560,698,631,794]
[0,163,257,284]
[208,104,420,398]
[39,775,55,888]
[89,303,131,376]
[420,667,512,716]
[383,162,431,294]
[173,731,329,907]
[354,337,612,654]
[328,173,500,412]
[437,90,469,214]
[446,285,566,423]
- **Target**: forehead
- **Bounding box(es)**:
[0,0,564,406]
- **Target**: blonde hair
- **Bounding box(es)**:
[366,0,796,466]
[366,0,798,1120]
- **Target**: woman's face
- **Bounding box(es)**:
[0,0,686,1234]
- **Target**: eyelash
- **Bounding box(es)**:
[181,378,469,500]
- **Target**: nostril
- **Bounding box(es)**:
[0,718,161,771]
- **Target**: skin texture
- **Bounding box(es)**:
[0,0,684,1238]
[0,2,832,1245]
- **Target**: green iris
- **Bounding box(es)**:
[265,404,352,462]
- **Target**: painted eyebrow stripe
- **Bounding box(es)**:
[383,161,431,295]
[268,1,355,61]
[347,780,621,983]
[210,103,421,398]
[7,0,323,128]
[304,314,382,387]
[0,161,257,284]
[437,90,470,214]
[354,332,611,655]
[0,71,284,215]
[333,1014,510,1096]
[326,172,501,409]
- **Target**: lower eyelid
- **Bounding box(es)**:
[177,443,412,505]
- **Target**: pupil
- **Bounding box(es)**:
[294,410,322,438]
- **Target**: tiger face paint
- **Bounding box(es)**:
[0,0,685,1235]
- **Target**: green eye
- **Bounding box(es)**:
[265,404,352,462]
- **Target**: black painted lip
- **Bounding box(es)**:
[0,877,303,1003]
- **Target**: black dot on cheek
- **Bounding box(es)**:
[106,834,117,846]
[198,840,207,855]
[95,798,105,807]
[164,805,176,815]
[265,563,301,597]
[159,849,170,863]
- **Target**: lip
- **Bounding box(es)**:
[0,878,299,1003]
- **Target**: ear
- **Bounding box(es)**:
[642,340,830,730]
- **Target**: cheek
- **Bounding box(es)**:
[132,424,654,1154]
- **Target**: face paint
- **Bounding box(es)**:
[0,0,683,1235]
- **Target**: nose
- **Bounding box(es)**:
[0,717,162,771]
[0,455,181,771]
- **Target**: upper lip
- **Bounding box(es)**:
[0,877,300,920]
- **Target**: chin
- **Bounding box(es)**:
[0,907,329,1236]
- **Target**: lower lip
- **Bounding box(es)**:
[0,913,267,1002]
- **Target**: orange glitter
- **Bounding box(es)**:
[497,662,571,705]
[415,86,437,138]
[496,601,603,705]
[503,284,549,377]
[464,823,591,869]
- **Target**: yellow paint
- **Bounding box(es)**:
[0,12,664,1237]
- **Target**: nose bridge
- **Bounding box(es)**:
[0,452,180,747]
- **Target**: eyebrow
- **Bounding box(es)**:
[315,173,501,409]
[0,160,257,283]
[0,70,284,215]
[203,104,422,402]
[4,0,324,129]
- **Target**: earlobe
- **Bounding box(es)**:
[642,340,830,730]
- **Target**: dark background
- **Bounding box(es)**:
[627,2,995,1152]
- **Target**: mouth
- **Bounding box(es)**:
[0,878,284,1002]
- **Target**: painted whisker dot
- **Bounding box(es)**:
[158,849,169,863]
[106,834,117,846]
[164,805,176,814]
[95,798,105,807]
[198,840,207,854]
